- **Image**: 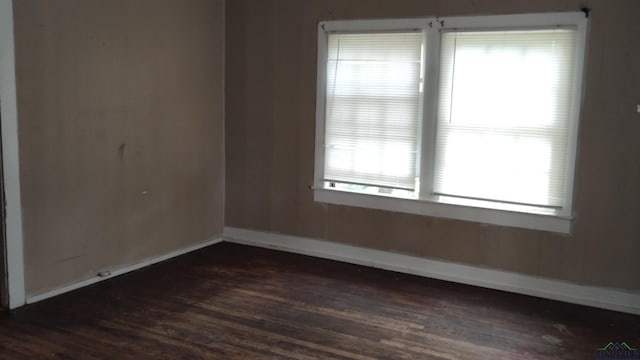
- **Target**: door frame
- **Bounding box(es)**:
[0,0,25,309]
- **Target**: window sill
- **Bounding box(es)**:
[314,188,573,234]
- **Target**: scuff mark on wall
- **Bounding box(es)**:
[118,143,125,160]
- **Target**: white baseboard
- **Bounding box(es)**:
[223,227,640,316]
[26,237,223,305]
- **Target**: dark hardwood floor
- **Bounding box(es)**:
[0,243,638,359]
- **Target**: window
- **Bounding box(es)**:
[324,31,422,191]
[314,13,588,233]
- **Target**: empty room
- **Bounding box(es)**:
[0,0,639,359]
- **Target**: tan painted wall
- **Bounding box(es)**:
[14,0,225,297]
[225,0,640,290]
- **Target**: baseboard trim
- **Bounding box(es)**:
[26,237,223,305]
[223,227,640,315]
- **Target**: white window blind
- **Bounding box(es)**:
[324,32,423,190]
[434,29,577,207]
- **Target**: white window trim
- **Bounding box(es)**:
[314,13,588,234]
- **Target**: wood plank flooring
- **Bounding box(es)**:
[0,242,638,359]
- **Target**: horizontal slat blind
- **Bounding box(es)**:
[434,29,577,207]
[324,32,423,190]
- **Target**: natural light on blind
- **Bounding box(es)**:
[434,29,577,207]
[324,32,423,190]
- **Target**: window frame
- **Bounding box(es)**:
[314,12,589,234]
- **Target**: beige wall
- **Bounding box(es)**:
[14,0,225,297]
[225,0,640,290]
